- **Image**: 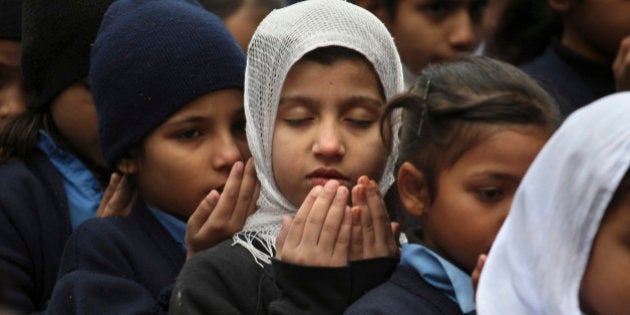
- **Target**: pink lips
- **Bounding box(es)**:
[306,168,349,186]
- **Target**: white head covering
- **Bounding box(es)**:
[476,92,630,314]
[233,0,404,265]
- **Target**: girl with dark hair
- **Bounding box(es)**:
[346,56,561,315]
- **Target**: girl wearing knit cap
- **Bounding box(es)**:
[0,0,27,133]
[476,93,630,314]
[45,0,257,313]
[171,0,403,313]
[0,0,118,312]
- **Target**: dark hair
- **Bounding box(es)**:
[0,109,55,164]
[485,0,562,65]
[605,169,630,216]
[382,56,560,202]
[199,0,285,18]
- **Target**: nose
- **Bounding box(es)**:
[0,84,28,119]
[212,131,243,172]
[448,9,479,52]
[312,119,345,159]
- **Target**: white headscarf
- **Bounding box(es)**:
[233,0,404,265]
[476,92,630,314]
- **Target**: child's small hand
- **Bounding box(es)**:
[185,158,260,260]
[275,180,352,267]
[471,253,487,297]
[613,35,630,92]
[97,173,136,218]
[348,176,399,261]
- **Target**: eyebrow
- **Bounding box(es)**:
[467,171,521,182]
[278,95,383,108]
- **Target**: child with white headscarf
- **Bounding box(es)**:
[170,0,404,313]
[476,92,630,314]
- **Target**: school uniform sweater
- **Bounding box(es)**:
[344,265,463,315]
[170,239,398,314]
[0,153,70,313]
[46,199,185,314]
[520,41,615,117]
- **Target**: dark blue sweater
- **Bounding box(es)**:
[0,153,70,313]
[46,199,186,314]
[520,42,615,117]
[344,265,463,315]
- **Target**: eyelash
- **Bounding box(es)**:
[476,188,504,202]
[177,129,201,139]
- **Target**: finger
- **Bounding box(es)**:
[472,254,487,293]
[275,215,293,259]
[300,180,339,247]
[389,222,401,256]
[283,185,322,250]
[348,206,362,261]
[318,185,349,255]
[360,182,376,254]
[230,158,258,224]
[366,180,391,253]
[207,161,244,223]
[107,175,134,216]
[96,173,121,217]
[186,190,220,240]
[331,206,352,265]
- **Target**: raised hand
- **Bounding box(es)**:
[275,180,352,267]
[185,158,260,260]
[97,173,136,218]
[614,35,630,92]
[348,176,399,261]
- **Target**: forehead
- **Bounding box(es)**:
[280,58,384,101]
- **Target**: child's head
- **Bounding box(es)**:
[0,0,27,132]
[91,0,247,220]
[235,0,403,260]
[548,0,630,63]
[390,56,560,273]
[199,0,286,52]
[475,92,630,314]
[0,0,115,167]
[580,170,630,314]
[353,0,486,73]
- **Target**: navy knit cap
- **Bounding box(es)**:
[21,0,115,109]
[0,0,21,40]
[91,0,246,167]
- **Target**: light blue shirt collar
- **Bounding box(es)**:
[400,243,476,314]
[147,206,187,252]
[37,130,103,230]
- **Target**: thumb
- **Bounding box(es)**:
[275,215,293,258]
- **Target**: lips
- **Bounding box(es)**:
[306,168,349,186]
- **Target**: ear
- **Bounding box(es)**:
[397,161,430,217]
[547,0,573,12]
[116,155,139,175]
[352,0,392,25]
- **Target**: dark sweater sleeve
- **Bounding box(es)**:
[269,259,351,315]
[268,257,398,315]
[45,220,170,315]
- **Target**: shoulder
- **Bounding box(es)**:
[346,266,462,315]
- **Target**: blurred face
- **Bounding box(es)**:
[420,127,548,273]
[131,89,248,220]
[0,40,27,131]
[272,59,388,207]
[223,0,271,52]
[579,188,630,315]
[561,0,630,62]
[387,0,485,73]
[50,80,108,168]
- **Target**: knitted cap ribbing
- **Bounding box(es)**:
[91,0,246,167]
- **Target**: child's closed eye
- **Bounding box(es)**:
[476,188,504,202]
[284,117,314,126]
[177,129,201,139]
[344,118,374,128]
